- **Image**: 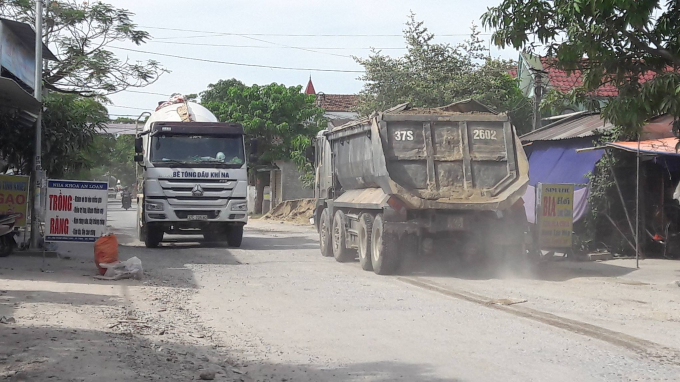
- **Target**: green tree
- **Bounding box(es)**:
[355,13,532,134]
[0,1,163,181]
[482,0,680,135]
[67,134,136,185]
[0,93,108,177]
[201,80,326,212]
[0,0,167,96]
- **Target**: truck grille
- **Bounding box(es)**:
[157,179,237,203]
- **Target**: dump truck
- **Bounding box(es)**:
[134,94,254,248]
[309,100,530,275]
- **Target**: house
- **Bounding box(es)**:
[516,53,658,117]
[519,110,674,230]
[0,18,57,172]
[305,77,359,121]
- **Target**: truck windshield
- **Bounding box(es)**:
[150,135,245,167]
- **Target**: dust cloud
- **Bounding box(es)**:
[396,235,541,280]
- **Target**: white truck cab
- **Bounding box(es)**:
[134,98,253,248]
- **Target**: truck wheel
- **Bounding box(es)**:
[227,225,244,247]
[318,209,332,257]
[371,214,400,275]
[144,225,164,248]
[332,210,354,262]
[357,213,373,271]
[486,207,529,267]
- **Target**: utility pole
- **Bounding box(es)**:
[531,68,546,131]
[30,0,44,249]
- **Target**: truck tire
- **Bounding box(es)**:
[318,208,332,257]
[371,214,400,275]
[357,213,373,271]
[332,210,354,262]
[227,225,244,247]
[486,206,529,266]
[144,225,163,248]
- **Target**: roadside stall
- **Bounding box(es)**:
[605,137,680,260]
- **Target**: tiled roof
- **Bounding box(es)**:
[540,58,657,97]
[316,94,359,112]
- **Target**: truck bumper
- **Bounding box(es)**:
[144,198,248,225]
[384,210,491,235]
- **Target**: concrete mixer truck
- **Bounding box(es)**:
[309,100,530,275]
[134,95,254,248]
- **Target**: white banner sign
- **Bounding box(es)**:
[45,180,108,243]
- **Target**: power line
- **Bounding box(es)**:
[146,26,353,59]
[123,89,173,97]
[148,40,405,50]
[231,34,351,59]
[109,46,364,73]
[109,105,151,111]
[144,25,489,38]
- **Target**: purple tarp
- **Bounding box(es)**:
[521,137,604,223]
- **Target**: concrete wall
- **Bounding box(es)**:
[273,160,313,203]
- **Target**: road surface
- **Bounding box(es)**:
[106,203,680,381]
[1,201,678,381]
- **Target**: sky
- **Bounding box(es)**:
[104,0,520,119]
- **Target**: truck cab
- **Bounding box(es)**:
[135,100,250,248]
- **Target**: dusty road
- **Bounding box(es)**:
[1,201,680,381]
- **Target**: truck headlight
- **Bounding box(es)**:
[230,201,247,211]
[146,201,164,211]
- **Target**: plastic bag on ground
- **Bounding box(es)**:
[98,256,143,280]
[94,234,119,275]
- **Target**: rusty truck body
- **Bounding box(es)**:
[310,100,530,275]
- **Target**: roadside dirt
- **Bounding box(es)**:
[261,198,314,225]
[0,246,247,381]
[2,211,680,381]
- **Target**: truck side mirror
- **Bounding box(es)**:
[305,146,315,163]
[134,154,144,162]
[134,137,143,154]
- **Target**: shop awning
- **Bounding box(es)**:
[606,137,680,157]
[0,77,40,114]
[521,137,605,223]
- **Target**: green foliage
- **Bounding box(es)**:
[355,13,533,134]
[0,0,167,96]
[0,93,108,177]
[201,80,326,185]
[67,134,137,185]
[482,0,680,135]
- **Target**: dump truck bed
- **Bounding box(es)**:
[326,100,529,211]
